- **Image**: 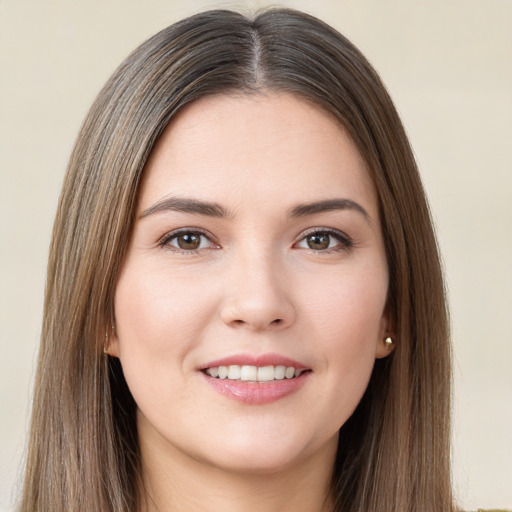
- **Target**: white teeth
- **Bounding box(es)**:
[205,365,305,382]
[228,365,241,380]
[285,367,295,379]
[274,365,286,380]
[257,366,275,382]
[240,365,257,381]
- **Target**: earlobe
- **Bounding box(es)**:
[375,309,395,359]
[375,334,395,359]
[104,328,120,358]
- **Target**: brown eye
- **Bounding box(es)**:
[295,229,352,253]
[306,233,331,250]
[176,233,201,250]
[163,231,214,251]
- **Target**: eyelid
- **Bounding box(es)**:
[157,228,220,252]
[294,227,353,251]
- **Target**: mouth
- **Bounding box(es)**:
[203,365,309,382]
[199,354,311,404]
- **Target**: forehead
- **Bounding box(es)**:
[139,92,377,216]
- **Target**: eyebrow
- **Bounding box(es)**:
[140,196,231,219]
[288,198,370,221]
[140,196,369,222]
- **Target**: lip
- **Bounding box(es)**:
[200,371,310,404]
[199,353,311,405]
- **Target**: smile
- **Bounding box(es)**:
[201,356,311,404]
[204,365,306,382]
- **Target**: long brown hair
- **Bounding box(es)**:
[18,8,454,512]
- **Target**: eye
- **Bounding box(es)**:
[159,230,218,252]
[295,229,352,252]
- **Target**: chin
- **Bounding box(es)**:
[192,424,337,476]
[204,445,312,475]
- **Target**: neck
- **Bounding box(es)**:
[137,425,337,512]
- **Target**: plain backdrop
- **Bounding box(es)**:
[0,1,511,511]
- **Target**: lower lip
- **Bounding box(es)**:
[200,372,310,405]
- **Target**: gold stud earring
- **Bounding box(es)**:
[384,336,394,350]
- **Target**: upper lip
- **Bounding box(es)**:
[200,353,309,370]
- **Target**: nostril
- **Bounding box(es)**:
[272,319,282,325]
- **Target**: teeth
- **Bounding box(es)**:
[257,366,275,382]
[205,365,305,382]
[240,365,257,381]
[228,365,241,380]
[274,365,286,380]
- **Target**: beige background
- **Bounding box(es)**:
[1,1,511,510]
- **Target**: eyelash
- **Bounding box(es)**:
[157,228,218,254]
[157,228,353,254]
[295,228,354,254]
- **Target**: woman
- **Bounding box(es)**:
[18,8,455,512]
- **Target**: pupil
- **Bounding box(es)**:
[308,233,330,250]
[178,233,200,250]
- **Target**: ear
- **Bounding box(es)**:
[375,307,395,359]
[104,325,120,358]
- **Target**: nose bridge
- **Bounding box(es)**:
[220,241,295,330]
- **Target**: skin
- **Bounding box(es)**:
[110,92,392,512]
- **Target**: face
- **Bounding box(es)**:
[111,92,391,475]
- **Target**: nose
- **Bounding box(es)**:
[220,252,296,332]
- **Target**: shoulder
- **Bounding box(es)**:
[471,509,512,512]
[462,509,512,512]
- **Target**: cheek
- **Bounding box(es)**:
[298,263,388,344]
[296,265,387,418]
[112,263,223,429]
[113,263,219,367]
